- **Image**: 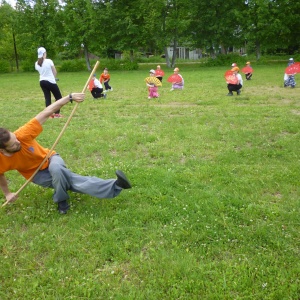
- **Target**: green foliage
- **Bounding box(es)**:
[120,60,139,70]
[21,60,35,72]
[205,53,249,67]
[0,60,10,73]
[59,60,86,72]
[90,58,139,71]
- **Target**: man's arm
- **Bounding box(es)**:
[35,93,85,125]
[0,174,18,203]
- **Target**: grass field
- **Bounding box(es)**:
[0,63,299,299]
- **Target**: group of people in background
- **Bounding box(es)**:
[226,58,297,96]
[35,47,114,116]
[145,65,185,99]
[35,47,296,108]
[226,62,252,96]
[88,68,113,100]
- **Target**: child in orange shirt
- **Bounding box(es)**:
[100,68,113,92]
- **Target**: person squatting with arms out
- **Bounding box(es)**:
[35,47,63,118]
[0,93,131,214]
[284,58,296,88]
[100,68,113,92]
[89,74,107,99]
[146,69,161,99]
[170,68,184,91]
[227,67,243,96]
[245,61,253,80]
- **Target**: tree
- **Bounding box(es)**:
[15,0,64,62]
[242,0,300,59]
[0,1,19,70]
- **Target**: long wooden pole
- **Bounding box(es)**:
[2,61,100,208]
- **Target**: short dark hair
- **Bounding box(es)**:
[0,128,11,149]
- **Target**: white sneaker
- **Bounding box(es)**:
[170,88,174,91]
[110,88,113,91]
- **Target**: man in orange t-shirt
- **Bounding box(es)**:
[99,68,113,92]
[0,93,131,214]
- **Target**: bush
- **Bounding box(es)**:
[90,58,139,71]
[59,60,86,72]
[205,53,245,67]
[0,60,10,73]
[21,60,35,72]
[120,61,139,70]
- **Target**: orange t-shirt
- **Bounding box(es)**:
[88,79,95,91]
[0,118,55,179]
[99,73,110,83]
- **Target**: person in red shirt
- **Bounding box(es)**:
[0,93,131,214]
[99,68,113,92]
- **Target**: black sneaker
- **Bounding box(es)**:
[115,170,132,189]
[237,90,241,95]
[57,200,70,214]
[227,92,233,96]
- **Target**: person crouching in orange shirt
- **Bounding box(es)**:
[100,68,113,92]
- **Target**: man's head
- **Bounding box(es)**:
[0,129,21,154]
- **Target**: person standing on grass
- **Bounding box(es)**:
[35,47,63,118]
[89,74,107,99]
[100,68,113,92]
[227,67,243,96]
[0,93,131,214]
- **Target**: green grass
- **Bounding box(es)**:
[0,63,299,299]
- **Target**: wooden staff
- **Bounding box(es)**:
[2,61,100,208]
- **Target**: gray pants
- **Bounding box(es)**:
[32,154,122,203]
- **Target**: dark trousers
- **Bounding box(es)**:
[40,80,62,114]
[228,83,242,92]
[246,73,252,80]
[104,80,111,90]
[91,87,104,98]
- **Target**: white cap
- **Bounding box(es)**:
[149,69,155,74]
[37,47,46,58]
[231,63,237,67]
[289,58,294,60]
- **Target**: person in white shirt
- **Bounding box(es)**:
[227,67,243,96]
[88,74,107,99]
[35,47,63,118]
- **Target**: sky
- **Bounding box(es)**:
[2,0,16,7]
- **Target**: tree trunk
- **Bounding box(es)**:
[12,32,19,72]
[84,46,91,71]
[220,44,226,54]
[255,41,261,60]
[171,38,177,68]
[130,50,134,62]
[164,47,171,68]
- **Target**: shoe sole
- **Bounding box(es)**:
[116,170,132,189]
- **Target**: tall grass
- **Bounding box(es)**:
[0,63,299,299]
